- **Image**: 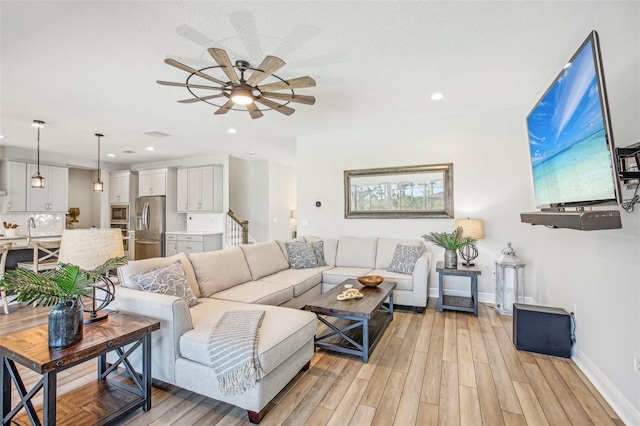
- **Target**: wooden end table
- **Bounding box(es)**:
[304,279,396,363]
[436,261,482,316]
[0,311,160,425]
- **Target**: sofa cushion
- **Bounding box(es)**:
[131,260,200,307]
[260,266,330,297]
[322,266,374,285]
[375,238,423,269]
[118,252,201,297]
[240,241,290,280]
[181,299,317,375]
[303,236,338,266]
[368,269,414,291]
[189,247,253,297]
[284,241,319,269]
[335,236,378,268]
[211,281,293,306]
[387,244,425,274]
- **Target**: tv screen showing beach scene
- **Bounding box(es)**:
[526,31,619,208]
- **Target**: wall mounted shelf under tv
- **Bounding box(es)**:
[520,210,621,231]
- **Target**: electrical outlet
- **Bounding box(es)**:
[491,271,496,280]
[634,353,640,373]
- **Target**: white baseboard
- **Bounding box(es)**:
[427,287,536,306]
[572,350,640,426]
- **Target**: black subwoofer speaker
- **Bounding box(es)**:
[513,303,572,358]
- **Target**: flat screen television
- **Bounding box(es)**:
[526,30,621,209]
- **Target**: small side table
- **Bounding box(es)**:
[436,261,481,316]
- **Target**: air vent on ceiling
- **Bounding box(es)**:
[121,150,136,154]
[144,131,170,138]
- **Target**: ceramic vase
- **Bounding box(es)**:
[444,249,458,269]
[48,299,83,348]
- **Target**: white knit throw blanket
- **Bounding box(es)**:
[208,310,265,395]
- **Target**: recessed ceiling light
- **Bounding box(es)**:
[146,147,155,151]
[248,151,256,156]
[0,135,4,139]
[228,128,237,134]
[107,153,116,157]
[430,92,445,101]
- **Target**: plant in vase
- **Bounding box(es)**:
[0,257,127,347]
[422,227,477,269]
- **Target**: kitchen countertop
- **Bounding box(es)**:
[0,235,62,249]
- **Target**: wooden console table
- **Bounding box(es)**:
[0,311,160,425]
[436,261,481,316]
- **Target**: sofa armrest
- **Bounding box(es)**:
[109,286,194,384]
[411,250,432,308]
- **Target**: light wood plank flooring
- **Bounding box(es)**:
[0,301,623,425]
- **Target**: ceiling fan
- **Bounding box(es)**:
[157,48,316,119]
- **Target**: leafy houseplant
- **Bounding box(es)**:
[422,227,477,269]
[1,257,127,347]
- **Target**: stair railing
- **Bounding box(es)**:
[226,210,249,246]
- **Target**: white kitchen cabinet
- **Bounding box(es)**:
[139,168,167,196]
[165,232,222,256]
[26,164,68,212]
[176,165,222,212]
[109,171,134,203]
[176,168,188,213]
[1,161,27,212]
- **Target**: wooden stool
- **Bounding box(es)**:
[0,242,13,314]
[17,240,61,274]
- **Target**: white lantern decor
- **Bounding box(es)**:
[495,242,526,316]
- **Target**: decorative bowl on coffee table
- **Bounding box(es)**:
[358,275,384,287]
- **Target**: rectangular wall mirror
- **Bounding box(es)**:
[344,163,454,218]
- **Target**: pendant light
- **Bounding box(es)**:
[93,133,104,192]
[31,120,45,189]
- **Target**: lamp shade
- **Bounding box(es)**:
[58,228,124,270]
[455,218,485,239]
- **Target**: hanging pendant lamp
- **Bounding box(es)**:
[31,120,45,189]
[93,133,104,192]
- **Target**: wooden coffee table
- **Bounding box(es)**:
[0,311,160,425]
[304,279,396,363]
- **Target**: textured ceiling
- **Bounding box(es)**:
[0,1,611,167]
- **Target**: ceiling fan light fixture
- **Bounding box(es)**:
[231,87,254,105]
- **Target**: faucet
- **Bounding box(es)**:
[27,217,36,246]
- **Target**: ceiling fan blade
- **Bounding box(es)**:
[254,98,295,116]
[207,48,240,84]
[214,99,236,115]
[157,80,223,90]
[164,58,227,86]
[258,76,316,92]
[178,94,226,103]
[261,92,316,105]
[246,103,264,119]
[245,56,286,87]
[228,10,263,60]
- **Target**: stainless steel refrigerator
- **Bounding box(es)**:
[134,196,166,260]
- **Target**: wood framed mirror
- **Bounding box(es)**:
[344,163,454,219]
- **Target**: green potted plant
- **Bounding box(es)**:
[422,227,477,269]
[0,257,126,347]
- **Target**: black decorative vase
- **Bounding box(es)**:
[48,299,83,348]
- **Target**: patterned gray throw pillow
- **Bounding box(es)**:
[387,244,424,275]
[131,260,201,307]
[285,241,320,269]
[311,240,327,266]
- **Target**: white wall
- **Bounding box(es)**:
[229,156,269,242]
[268,161,297,241]
[296,4,640,422]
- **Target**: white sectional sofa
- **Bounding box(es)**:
[110,235,431,423]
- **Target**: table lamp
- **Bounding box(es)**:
[455,218,484,266]
[58,228,124,323]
